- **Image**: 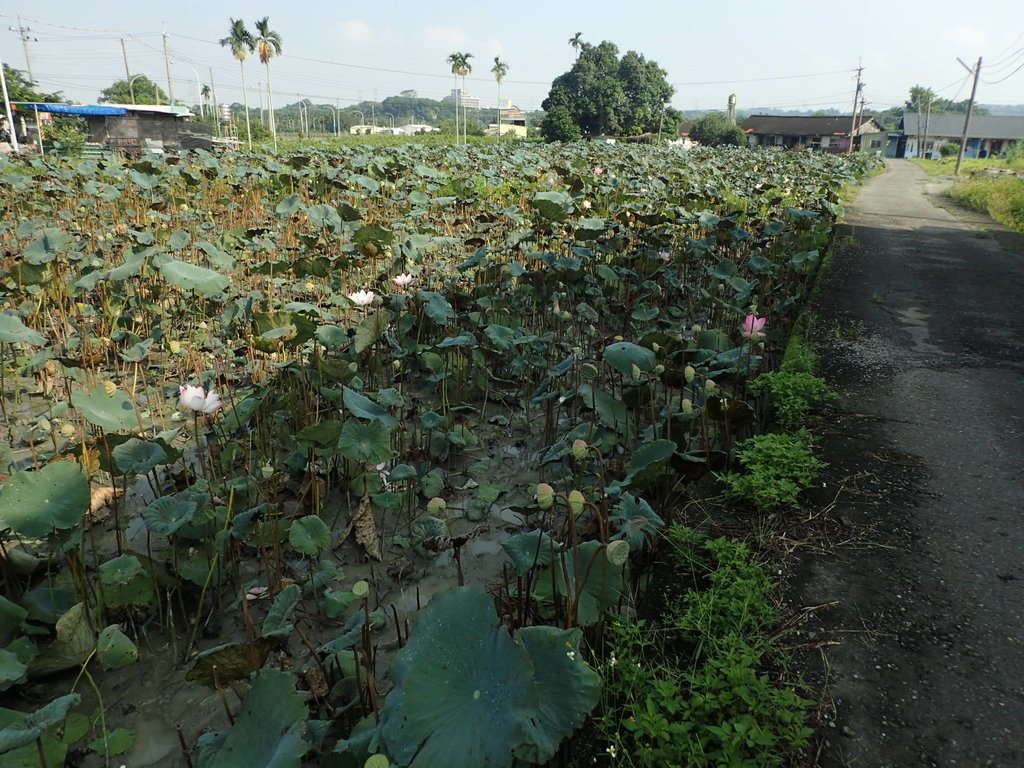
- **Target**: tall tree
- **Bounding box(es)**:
[491,56,508,138]
[689,112,746,146]
[569,32,584,59]
[2,64,61,103]
[446,52,473,144]
[220,18,254,149]
[97,75,167,105]
[254,17,283,148]
[541,40,678,140]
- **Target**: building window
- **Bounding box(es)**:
[870,139,882,148]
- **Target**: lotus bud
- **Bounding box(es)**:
[654,364,665,375]
[305,281,315,292]
[691,324,701,335]
[536,483,555,510]
[392,359,402,371]
[704,379,717,395]
[651,342,661,353]
[684,365,696,384]
[682,398,693,415]
[606,539,630,567]
[631,363,642,382]
[168,340,182,354]
[571,439,589,460]
[426,496,447,515]
[567,490,585,517]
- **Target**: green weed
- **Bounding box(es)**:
[750,370,836,432]
[718,430,825,511]
[948,175,1024,232]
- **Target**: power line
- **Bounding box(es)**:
[672,69,854,87]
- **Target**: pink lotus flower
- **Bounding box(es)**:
[593,166,604,176]
[741,314,767,340]
[348,289,376,307]
[392,273,414,289]
[178,384,223,414]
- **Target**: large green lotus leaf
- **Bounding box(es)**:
[160,259,229,297]
[0,710,66,768]
[577,383,633,438]
[532,191,572,222]
[288,516,331,557]
[28,603,93,676]
[261,584,301,639]
[337,421,393,464]
[0,461,88,539]
[532,541,624,627]
[500,531,561,577]
[295,419,344,450]
[197,669,308,768]
[625,439,677,488]
[0,313,46,345]
[416,291,455,325]
[73,382,138,432]
[610,493,664,551]
[96,625,139,670]
[0,596,28,639]
[0,693,79,755]
[354,309,392,354]
[99,555,155,609]
[111,437,167,475]
[514,626,602,764]
[602,341,656,376]
[23,228,72,265]
[140,496,197,536]
[0,649,28,693]
[342,387,397,430]
[379,588,536,768]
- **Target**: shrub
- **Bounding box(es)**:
[940,141,960,158]
[718,430,825,511]
[750,370,836,432]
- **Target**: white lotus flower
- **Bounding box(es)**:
[348,289,376,307]
[392,273,414,289]
[178,384,223,414]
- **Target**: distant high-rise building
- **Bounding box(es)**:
[442,89,480,110]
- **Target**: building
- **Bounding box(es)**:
[741,114,886,152]
[485,99,528,137]
[898,113,1024,159]
[9,102,211,152]
[442,89,480,111]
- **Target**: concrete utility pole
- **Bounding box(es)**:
[848,64,863,153]
[921,96,932,159]
[120,38,132,83]
[209,66,221,137]
[9,17,35,84]
[162,27,174,104]
[954,57,982,176]
[0,58,20,152]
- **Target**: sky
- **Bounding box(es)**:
[1,1,1022,116]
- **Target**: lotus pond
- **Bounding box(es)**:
[0,142,874,767]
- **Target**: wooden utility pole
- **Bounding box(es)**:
[848,64,863,153]
[954,57,982,176]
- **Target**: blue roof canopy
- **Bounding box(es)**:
[14,103,127,116]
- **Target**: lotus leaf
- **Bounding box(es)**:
[160,259,230,297]
[96,625,139,670]
[343,387,397,430]
[288,516,332,557]
[0,461,89,539]
[262,584,302,638]
[0,314,46,346]
[141,496,197,536]
[532,541,624,627]
[338,421,393,465]
[610,493,665,551]
[625,439,677,487]
[23,228,71,265]
[111,437,167,475]
[73,382,138,432]
[354,310,392,354]
[0,693,79,754]
[99,555,155,609]
[28,603,93,676]
[0,650,28,693]
[197,669,308,768]
[602,342,656,376]
[88,727,134,756]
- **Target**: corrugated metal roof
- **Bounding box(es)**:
[740,114,882,136]
[900,113,1024,139]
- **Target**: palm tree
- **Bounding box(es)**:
[220,18,254,149]
[253,17,283,149]
[446,52,466,143]
[569,32,584,59]
[491,57,508,139]
[457,53,474,144]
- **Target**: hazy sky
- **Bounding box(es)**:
[2,1,1022,115]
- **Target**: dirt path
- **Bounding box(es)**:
[794,160,1024,767]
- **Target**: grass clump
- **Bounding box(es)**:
[596,526,814,767]
[750,370,836,432]
[948,175,1024,232]
[718,430,825,512]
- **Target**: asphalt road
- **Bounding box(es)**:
[795,160,1024,767]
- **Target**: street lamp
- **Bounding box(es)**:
[384,113,395,131]
[128,74,145,105]
[173,60,204,116]
[330,105,340,138]
[352,110,365,134]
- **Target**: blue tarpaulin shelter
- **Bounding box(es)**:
[13,103,128,116]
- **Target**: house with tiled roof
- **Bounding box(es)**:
[741,114,886,152]
[898,113,1024,159]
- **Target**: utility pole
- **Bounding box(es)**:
[1,58,20,152]
[162,27,174,104]
[954,57,982,176]
[209,66,221,137]
[921,96,932,159]
[9,17,36,85]
[848,64,863,153]
[120,38,132,83]
[258,82,264,124]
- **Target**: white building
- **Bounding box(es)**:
[442,89,480,110]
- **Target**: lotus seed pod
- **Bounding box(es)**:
[568,490,585,517]
[352,580,370,598]
[426,496,447,515]
[691,324,701,335]
[682,398,693,415]
[651,342,661,353]
[684,365,696,384]
[654,364,665,375]
[631,363,642,382]
[606,539,630,567]
[704,379,717,394]
[168,340,181,354]
[571,439,589,460]
[260,463,274,479]
[536,483,555,510]
[60,423,77,439]
[614,335,624,342]
[579,362,599,381]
